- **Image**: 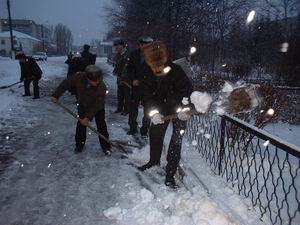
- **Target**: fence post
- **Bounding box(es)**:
[218,116,226,175]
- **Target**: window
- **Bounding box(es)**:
[104,46,111,54]
[1,40,5,45]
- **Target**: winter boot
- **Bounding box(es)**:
[104,149,112,156]
[140,128,148,137]
[127,129,138,135]
[138,161,160,171]
[165,176,178,189]
[74,145,84,153]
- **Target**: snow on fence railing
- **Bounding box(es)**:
[186,112,300,225]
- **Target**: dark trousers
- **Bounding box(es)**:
[75,108,111,151]
[117,84,130,113]
[149,118,187,178]
[128,87,150,134]
[24,79,39,97]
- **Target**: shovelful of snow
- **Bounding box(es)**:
[246,10,256,24]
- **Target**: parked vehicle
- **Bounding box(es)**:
[32,52,47,61]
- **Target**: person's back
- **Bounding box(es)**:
[81,44,96,65]
[67,57,87,78]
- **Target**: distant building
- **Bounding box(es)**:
[98,41,116,58]
[0,30,40,56]
[0,19,51,48]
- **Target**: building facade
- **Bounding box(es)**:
[0,19,51,47]
[0,30,40,56]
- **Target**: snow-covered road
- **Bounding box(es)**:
[0,57,266,225]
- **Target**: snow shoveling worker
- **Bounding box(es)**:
[16,51,43,99]
[138,41,193,188]
[112,38,131,115]
[126,36,153,136]
[50,65,112,155]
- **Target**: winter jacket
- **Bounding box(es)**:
[52,72,107,120]
[113,49,129,83]
[65,57,87,78]
[140,62,193,116]
[127,49,153,82]
[20,57,42,81]
[81,50,96,66]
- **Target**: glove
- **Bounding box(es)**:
[151,113,164,125]
[177,111,191,121]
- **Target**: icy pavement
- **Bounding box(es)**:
[0,57,267,225]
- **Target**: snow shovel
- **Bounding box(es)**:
[0,81,22,89]
[54,101,139,153]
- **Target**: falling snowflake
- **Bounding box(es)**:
[48,163,52,168]
[192,140,198,146]
[180,130,185,135]
[280,42,289,52]
[6,136,10,140]
[246,10,256,24]
[263,140,270,147]
[267,108,274,116]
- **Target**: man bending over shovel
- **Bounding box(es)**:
[50,65,112,155]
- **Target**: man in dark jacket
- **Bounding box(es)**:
[138,41,193,188]
[16,51,42,99]
[126,36,153,135]
[81,44,96,66]
[113,39,130,115]
[65,52,87,78]
[65,52,87,95]
[50,65,111,155]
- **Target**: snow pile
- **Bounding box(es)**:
[190,91,213,113]
[104,186,237,225]
[103,206,123,220]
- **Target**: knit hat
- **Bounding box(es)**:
[139,36,153,44]
[85,65,103,81]
[15,51,26,59]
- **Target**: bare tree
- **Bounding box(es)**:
[54,24,73,55]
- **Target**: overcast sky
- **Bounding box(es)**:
[1,0,114,45]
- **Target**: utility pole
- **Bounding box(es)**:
[7,0,15,59]
[41,24,45,51]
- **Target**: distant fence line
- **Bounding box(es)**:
[186,112,300,225]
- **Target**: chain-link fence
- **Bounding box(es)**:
[186,112,300,225]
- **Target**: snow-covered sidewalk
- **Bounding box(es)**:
[0,57,266,225]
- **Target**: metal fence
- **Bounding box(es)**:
[186,112,300,225]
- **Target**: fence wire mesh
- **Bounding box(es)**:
[186,112,300,225]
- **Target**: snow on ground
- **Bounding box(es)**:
[263,122,300,147]
[0,56,270,225]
